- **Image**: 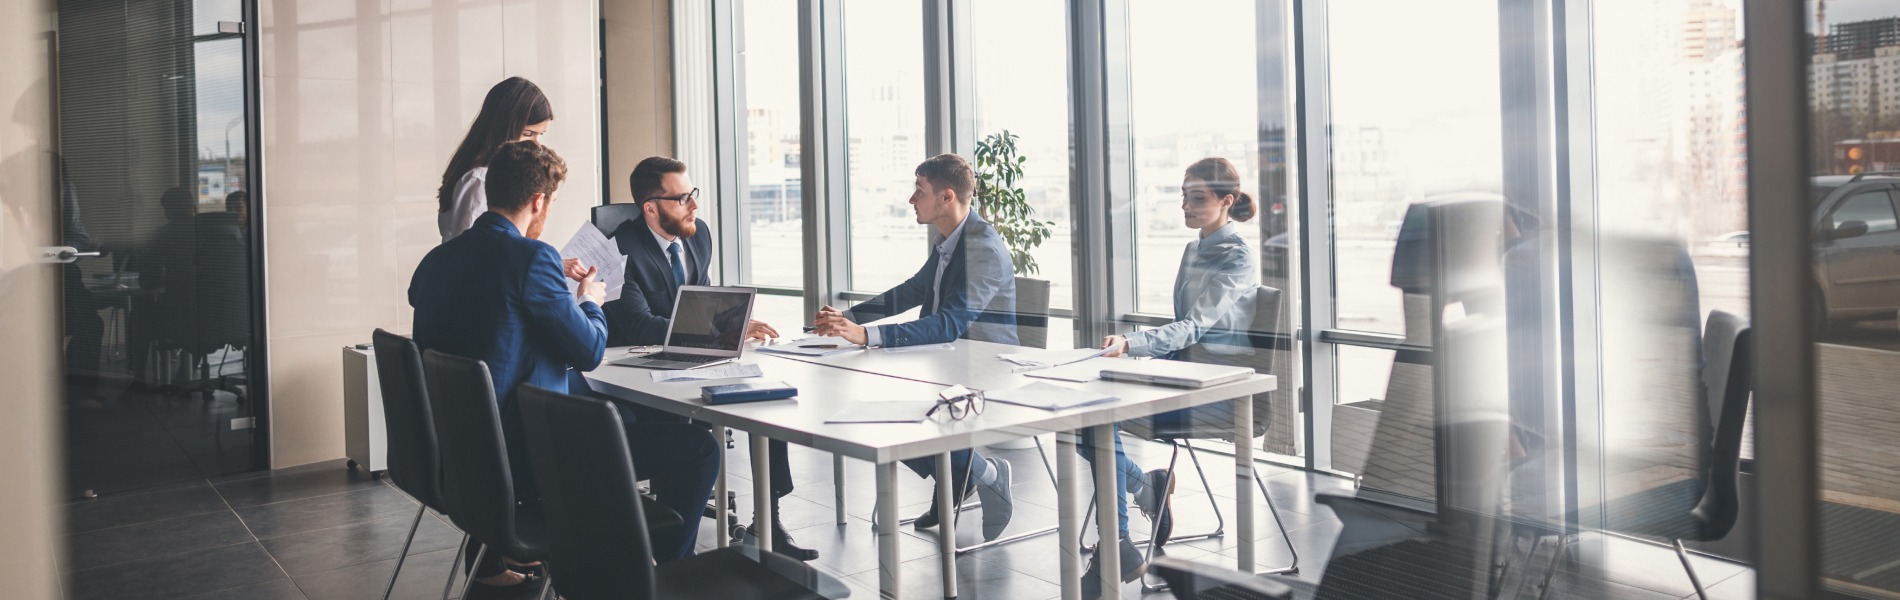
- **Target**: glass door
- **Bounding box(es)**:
[57,0,262,496]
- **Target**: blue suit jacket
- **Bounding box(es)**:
[601,218,712,347]
[845,212,1018,347]
[409,212,608,454]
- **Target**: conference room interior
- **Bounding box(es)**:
[5,0,1900,598]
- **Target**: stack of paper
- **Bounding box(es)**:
[560,222,627,302]
[757,336,864,357]
[985,382,1118,411]
[998,347,1111,368]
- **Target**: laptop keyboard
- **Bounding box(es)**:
[642,352,724,364]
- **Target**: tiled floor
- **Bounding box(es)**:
[58,436,1755,599]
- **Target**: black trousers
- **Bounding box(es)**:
[617,400,796,499]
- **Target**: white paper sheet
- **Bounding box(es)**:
[649,363,764,382]
[756,336,865,357]
[998,346,1111,368]
[985,381,1118,410]
[560,222,627,303]
[1022,356,1122,383]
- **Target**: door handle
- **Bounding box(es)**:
[37,246,101,264]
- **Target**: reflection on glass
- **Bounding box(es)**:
[1325,1,1501,336]
[60,0,257,494]
[841,0,926,293]
[1812,5,1900,595]
[738,0,805,289]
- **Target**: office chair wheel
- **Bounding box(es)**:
[347,459,359,471]
[371,470,385,480]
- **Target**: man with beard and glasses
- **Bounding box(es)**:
[410,143,721,584]
[597,156,817,560]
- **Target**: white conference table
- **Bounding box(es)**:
[585,340,1275,600]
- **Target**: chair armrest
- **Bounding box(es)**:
[1149,556,1294,600]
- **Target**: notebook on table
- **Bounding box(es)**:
[611,286,757,370]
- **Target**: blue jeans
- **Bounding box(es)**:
[1077,426,1145,536]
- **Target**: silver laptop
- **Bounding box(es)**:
[1098,359,1253,389]
[612,285,757,370]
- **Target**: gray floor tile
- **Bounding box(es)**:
[66,481,229,533]
[214,459,386,508]
[66,510,255,572]
[844,552,1061,600]
[67,541,287,600]
[261,509,466,576]
[175,578,308,600]
[236,485,421,540]
[293,546,478,600]
[779,519,942,577]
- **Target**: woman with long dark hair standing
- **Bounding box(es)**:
[437,77,553,242]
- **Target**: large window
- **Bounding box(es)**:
[971,0,1073,313]
[1126,0,1263,317]
[736,0,805,290]
[841,0,927,295]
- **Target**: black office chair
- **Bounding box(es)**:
[1113,286,1300,585]
[592,202,645,237]
[371,330,463,600]
[516,385,840,600]
[421,350,553,599]
[1626,310,1752,600]
[1014,276,1052,350]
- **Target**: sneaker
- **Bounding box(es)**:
[911,484,975,530]
[1079,538,1146,598]
[973,457,1015,541]
[1132,469,1175,547]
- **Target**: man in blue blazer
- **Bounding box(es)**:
[600,156,821,560]
[813,154,1019,541]
[410,142,719,576]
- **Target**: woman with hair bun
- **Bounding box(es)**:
[1102,156,1259,357]
[1076,157,1262,596]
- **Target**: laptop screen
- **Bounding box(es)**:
[667,287,755,352]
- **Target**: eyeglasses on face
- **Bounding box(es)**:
[646,187,701,205]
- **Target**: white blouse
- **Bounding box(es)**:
[438,166,487,243]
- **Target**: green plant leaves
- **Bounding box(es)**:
[972,130,1055,276]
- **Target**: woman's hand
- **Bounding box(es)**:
[1101,335,1129,358]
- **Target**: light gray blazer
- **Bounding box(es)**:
[1126,221,1259,358]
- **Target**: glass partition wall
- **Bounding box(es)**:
[690,1,1900,594]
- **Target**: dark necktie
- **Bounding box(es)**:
[668,241,687,286]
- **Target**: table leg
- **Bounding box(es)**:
[936,452,958,598]
[1234,396,1256,572]
[716,440,730,549]
[1091,424,1120,598]
[877,461,901,599]
[835,453,848,525]
[751,434,773,553]
[1056,432,1082,600]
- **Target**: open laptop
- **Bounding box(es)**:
[1098,359,1254,389]
[611,285,757,370]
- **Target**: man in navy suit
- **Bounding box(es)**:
[600,156,821,560]
[813,153,1019,541]
[410,142,719,582]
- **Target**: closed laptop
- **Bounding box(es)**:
[1098,359,1253,389]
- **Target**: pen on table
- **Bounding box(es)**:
[800,344,841,349]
